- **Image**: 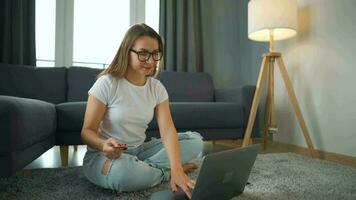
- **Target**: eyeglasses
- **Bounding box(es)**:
[130,49,163,62]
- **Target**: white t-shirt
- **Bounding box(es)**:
[88,75,168,148]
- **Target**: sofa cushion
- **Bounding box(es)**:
[159,71,214,102]
[0,63,67,104]
[56,102,86,132]
[148,102,244,130]
[67,67,102,102]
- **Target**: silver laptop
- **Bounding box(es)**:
[149,144,260,200]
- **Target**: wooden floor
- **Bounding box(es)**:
[24,139,356,169]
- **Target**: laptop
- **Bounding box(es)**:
[149,144,260,200]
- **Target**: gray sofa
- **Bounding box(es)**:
[0,63,259,177]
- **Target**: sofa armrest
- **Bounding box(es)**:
[0,95,56,154]
[214,86,260,137]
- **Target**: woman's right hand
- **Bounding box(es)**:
[102,138,125,160]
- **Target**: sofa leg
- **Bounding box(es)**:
[73,145,78,152]
[60,145,69,167]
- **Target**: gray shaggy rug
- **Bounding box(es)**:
[1,153,356,200]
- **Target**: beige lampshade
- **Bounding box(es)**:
[248,0,297,42]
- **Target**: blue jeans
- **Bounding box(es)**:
[83,131,203,191]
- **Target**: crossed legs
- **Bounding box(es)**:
[83,131,203,191]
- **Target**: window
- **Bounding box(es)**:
[145,0,159,32]
[35,0,160,68]
[35,0,56,67]
[73,0,130,68]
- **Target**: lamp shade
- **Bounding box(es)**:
[248,0,297,42]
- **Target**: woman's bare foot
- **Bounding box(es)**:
[182,162,198,173]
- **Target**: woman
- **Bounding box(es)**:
[81,23,203,199]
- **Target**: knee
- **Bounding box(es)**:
[180,131,204,155]
[187,131,203,145]
[101,159,112,175]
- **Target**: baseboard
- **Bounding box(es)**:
[272,141,356,168]
[211,139,356,168]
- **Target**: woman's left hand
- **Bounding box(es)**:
[170,167,196,199]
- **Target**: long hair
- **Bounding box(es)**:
[99,23,164,78]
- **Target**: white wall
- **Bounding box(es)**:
[274,0,356,157]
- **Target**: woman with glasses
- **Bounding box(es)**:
[81,23,203,199]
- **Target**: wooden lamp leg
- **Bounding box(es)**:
[269,59,278,134]
[263,61,272,150]
[242,56,269,147]
[276,57,318,158]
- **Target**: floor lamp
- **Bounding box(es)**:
[242,0,317,158]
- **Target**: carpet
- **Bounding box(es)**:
[1,153,355,200]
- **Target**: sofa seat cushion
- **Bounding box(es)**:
[148,102,244,130]
[56,102,86,132]
[56,101,243,133]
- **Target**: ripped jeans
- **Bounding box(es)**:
[82,131,204,192]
